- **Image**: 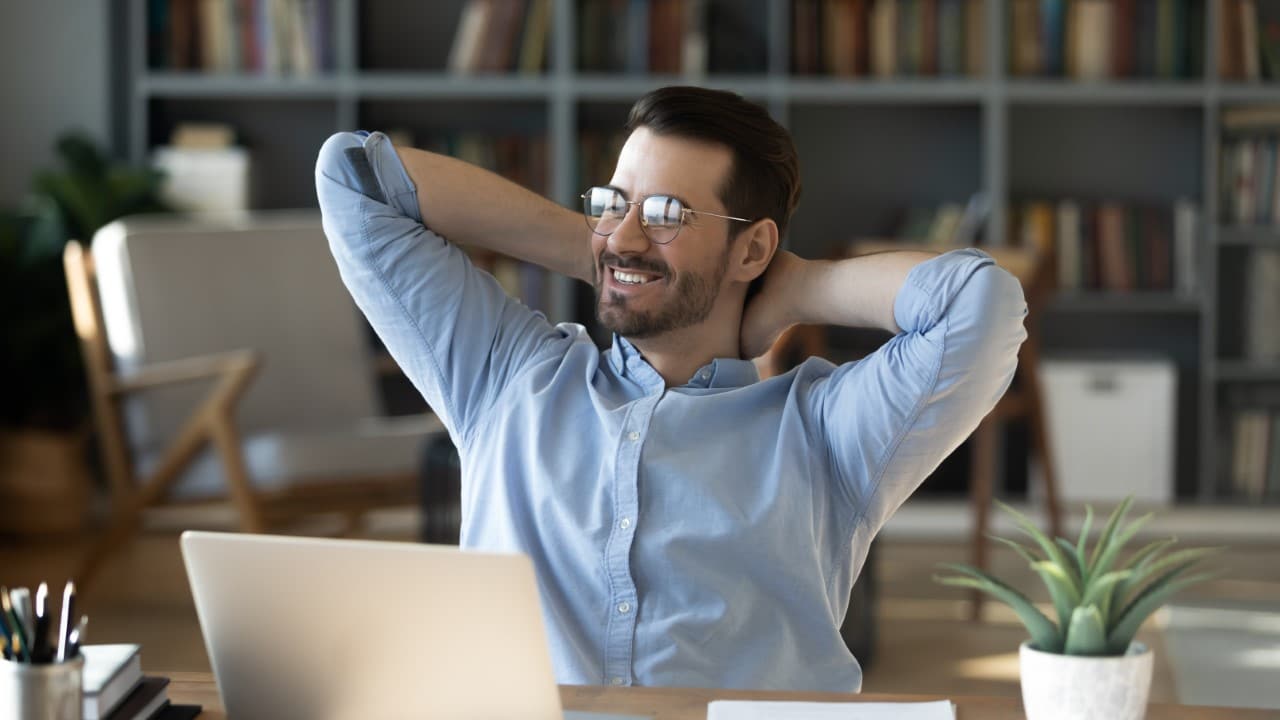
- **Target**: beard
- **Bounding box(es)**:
[593,248,729,339]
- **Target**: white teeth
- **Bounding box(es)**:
[615,270,655,285]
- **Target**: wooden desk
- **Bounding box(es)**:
[167,672,1280,719]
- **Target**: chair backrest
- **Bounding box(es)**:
[64,240,137,499]
[89,211,380,454]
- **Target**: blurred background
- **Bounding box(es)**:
[1,0,1278,711]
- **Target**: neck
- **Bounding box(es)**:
[623,290,744,387]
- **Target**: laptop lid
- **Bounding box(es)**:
[181,531,564,720]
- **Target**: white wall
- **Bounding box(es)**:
[0,1,111,202]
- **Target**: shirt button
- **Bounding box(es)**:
[618,517,631,530]
[618,601,631,614]
[627,431,640,441]
[610,677,625,686]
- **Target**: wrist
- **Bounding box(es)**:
[786,256,829,326]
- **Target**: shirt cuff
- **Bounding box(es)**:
[892,248,997,334]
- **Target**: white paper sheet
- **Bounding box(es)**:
[707,700,956,720]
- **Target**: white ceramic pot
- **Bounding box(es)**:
[1019,641,1154,720]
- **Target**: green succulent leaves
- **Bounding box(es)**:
[934,497,1220,656]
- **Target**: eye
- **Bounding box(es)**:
[642,195,683,227]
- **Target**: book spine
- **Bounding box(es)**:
[964,0,984,76]
[1041,0,1065,76]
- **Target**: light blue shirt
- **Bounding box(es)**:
[315,130,1028,692]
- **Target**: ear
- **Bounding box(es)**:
[730,219,780,284]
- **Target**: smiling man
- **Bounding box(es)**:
[315,86,1027,692]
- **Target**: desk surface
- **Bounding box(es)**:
[167,672,1280,719]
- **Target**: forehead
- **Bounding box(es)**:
[610,127,732,209]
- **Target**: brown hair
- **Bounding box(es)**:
[625,86,802,239]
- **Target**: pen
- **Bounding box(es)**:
[56,582,75,663]
[33,582,50,663]
[67,615,88,659]
[10,587,34,647]
[0,587,30,663]
[0,602,11,661]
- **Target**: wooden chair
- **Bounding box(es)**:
[64,214,445,591]
[849,241,1064,620]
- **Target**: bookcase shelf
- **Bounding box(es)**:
[1215,361,1280,382]
[121,0,1279,506]
[1218,226,1280,246]
[1003,80,1207,105]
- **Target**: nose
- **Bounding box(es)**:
[606,203,652,255]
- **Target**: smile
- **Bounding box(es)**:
[609,267,663,286]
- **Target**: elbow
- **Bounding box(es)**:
[315,131,366,186]
[977,264,1029,391]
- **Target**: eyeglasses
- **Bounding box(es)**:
[581,186,753,245]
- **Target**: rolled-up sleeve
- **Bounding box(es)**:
[815,248,1029,532]
[315,131,562,445]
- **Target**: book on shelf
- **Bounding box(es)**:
[148,0,332,75]
[578,0,760,74]
[1229,407,1280,502]
[1220,0,1280,81]
[1013,198,1196,295]
[793,0,984,78]
[1011,0,1201,80]
[448,0,550,74]
[1219,113,1280,226]
[1244,247,1280,361]
[846,193,990,253]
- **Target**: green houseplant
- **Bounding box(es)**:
[935,497,1219,720]
[0,133,168,534]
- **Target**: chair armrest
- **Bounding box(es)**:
[110,349,259,394]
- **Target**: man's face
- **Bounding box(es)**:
[592,127,737,340]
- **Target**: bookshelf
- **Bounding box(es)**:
[121,0,1280,506]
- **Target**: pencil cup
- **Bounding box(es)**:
[0,655,83,720]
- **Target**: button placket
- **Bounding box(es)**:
[603,394,658,686]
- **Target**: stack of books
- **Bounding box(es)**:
[792,0,986,78]
[448,0,552,74]
[147,0,334,75]
[1012,198,1198,295]
[82,644,198,720]
[1007,0,1203,80]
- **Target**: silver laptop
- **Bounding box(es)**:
[181,531,646,720]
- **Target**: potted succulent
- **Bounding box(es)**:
[935,497,1219,720]
[0,133,168,534]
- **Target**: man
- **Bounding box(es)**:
[315,86,1027,692]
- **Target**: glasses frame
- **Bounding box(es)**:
[580,186,754,245]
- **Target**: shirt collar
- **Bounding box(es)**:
[608,334,759,389]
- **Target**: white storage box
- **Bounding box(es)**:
[1038,357,1177,505]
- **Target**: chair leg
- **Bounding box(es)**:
[969,416,998,622]
[77,413,216,592]
[1021,338,1063,540]
[210,418,267,534]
